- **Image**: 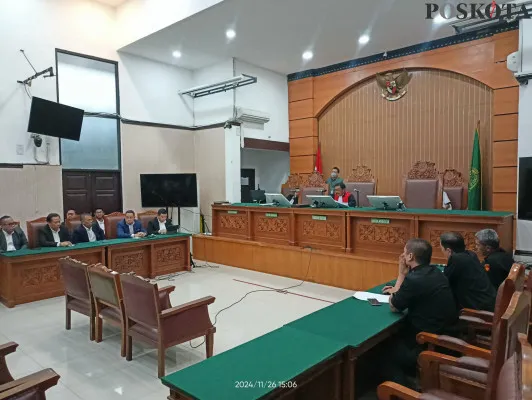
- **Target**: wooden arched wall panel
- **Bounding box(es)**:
[318,69,493,208]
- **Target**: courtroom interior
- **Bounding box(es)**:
[1,0,532,399]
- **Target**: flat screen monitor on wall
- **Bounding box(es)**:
[519,157,532,220]
[27,97,84,141]
[140,174,198,208]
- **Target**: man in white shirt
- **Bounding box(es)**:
[37,213,72,248]
[147,209,174,235]
[72,213,105,244]
[0,215,28,252]
[93,208,106,233]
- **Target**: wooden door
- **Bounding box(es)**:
[62,170,122,214]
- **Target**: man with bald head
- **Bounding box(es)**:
[0,216,28,252]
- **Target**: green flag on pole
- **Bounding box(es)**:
[467,128,482,210]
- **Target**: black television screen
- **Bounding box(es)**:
[140,174,198,208]
[519,157,532,220]
[27,97,84,141]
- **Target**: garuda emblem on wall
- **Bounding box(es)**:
[375,69,412,101]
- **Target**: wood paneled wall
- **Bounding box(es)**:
[288,30,519,211]
[319,69,493,207]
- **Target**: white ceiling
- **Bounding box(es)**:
[119,0,510,74]
[92,0,128,7]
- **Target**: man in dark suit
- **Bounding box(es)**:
[381,238,458,388]
[38,213,72,248]
[0,215,28,252]
[72,213,105,244]
[475,229,514,289]
[440,232,496,312]
[117,210,146,239]
[147,209,174,235]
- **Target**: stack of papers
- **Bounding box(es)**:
[353,291,390,303]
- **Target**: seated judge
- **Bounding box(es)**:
[333,183,356,207]
[0,215,28,252]
[326,167,343,196]
[38,213,72,247]
[72,213,105,244]
[382,238,458,387]
[117,210,146,239]
[440,232,496,311]
[475,229,514,289]
[93,208,106,234]
[147,208,173,235]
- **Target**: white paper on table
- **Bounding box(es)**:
[353,291,390,303]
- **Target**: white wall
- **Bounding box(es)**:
[119,52,194,126]
[234,60,289,143]
[241,148,290,192]
[192,59,234,126]
[517,19,532,251]
[0,0,116,165]
[116,0,223,48]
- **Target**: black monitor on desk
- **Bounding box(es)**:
[250,190,266,203]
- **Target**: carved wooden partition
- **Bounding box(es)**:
[346,165,375,183]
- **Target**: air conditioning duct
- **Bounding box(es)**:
[235,107,270,125]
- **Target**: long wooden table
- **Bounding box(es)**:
[198,204,514,290]
[161,282,403,400]
[0,233,191,308]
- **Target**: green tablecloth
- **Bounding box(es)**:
[285,291,403,347]
[161,327,347,400]
[0,233,191,258]
[227,203,512,217]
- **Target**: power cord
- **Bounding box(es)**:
[189,248,314,349]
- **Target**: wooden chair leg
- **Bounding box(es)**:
[120,325,126,358]
[206,330,214,358]
[95,316,103,343]
[89,314,95,341]
[126,335,132,361]
[158,345,166,378]
[65,307,71,331]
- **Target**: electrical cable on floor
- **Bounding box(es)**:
[152,271,189,282]
[189,248,313,349]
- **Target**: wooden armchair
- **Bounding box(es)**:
[344,165,376,207]
[415,290,531,400]
[402,161,442,209]
[442,169,468,210]
[120,274,216,377]
[88,264,176,357]
[103,212,125,239]
[0,369,60,400]
[25,217,47,249]
[137,210,158,230]
[299,171,328,205]
[58,257,94,341]
[0,343,17,385]
[377,333,532,400]
[281,174,303,198]
[459,263,525,348]
[0,342,60,400]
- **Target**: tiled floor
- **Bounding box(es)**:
[0,263,353,399]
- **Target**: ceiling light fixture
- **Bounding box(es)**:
[302,51,313,61]
[358,34,370,44]
[226,29,236,39]
[172,50,182,58]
